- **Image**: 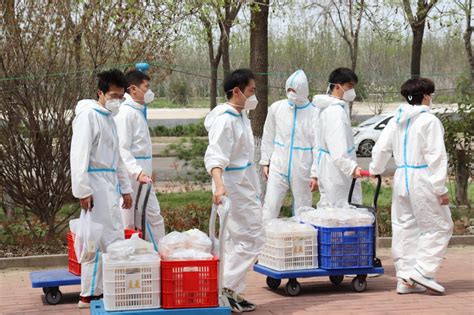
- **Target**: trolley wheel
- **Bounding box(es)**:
[285,279,301,296]
[45,289,62,305]
[266,277,281,289]
[329,275,344,285]
[42,286,58,294]
[351,277,367,293]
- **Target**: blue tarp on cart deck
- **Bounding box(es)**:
[90,300,231,315]
[30,269,80,288]
[254,264,384,279]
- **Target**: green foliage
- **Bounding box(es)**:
[0,217,49,246]
[438,100,473,205]
[169,79,191,106]
[165,136,210,183]
[150,121,208,137]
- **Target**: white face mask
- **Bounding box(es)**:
[342,88,356,102]
[287,91,308,106]
[144,89,155,104]
[240,90,258,110]
[327,83,357,102]
[105,99,121,115]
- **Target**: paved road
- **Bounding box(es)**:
[1,247,471,314]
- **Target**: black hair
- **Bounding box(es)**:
[400,78,435,105]
[125,70,151,88]
[223,68,256,99]
[328,67,358,92]
[97,69,128,95]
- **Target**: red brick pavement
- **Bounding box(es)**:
[0,247,473,315]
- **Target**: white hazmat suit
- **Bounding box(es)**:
[312,94,361,207]
[204,104,265,294]
[260,70,318,219]
[114,96,165,251]
[369,104,453,280]
[70,99,132,297]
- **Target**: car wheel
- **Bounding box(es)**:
[358,140,375,157]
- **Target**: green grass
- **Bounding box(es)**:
[157,191,212,209]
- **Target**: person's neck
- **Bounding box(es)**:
[131,96,145,105]
[97,99,106,107]
[226,98,244,113]
[331,92,343,100]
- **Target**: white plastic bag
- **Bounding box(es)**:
[73,210,104,263]
[158,231,190,257]
[164,248,213,261]
[185,228,212,254]
[107,233,155,260]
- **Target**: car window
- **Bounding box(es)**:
[358,115,387,127]
[375,116,393,130]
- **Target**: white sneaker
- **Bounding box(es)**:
[397,281,427,294]
[410,270,445,294]
[77,300,90,309]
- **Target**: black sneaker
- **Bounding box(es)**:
[237,297,257,312]
[223,289,243,313]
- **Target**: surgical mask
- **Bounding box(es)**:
[105,99,121,115]
[144,89,155,104]
[326,83,357,102]
[287,91,307,106]
[342,88,356,102]
[239,90,258,110]
[428,93,435,109]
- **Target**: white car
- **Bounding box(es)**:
[353,114,394,157]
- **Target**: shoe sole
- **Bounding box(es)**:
[410,277,444,294]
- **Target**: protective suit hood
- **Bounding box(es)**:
[204,103,239,132]
[286,70,309,106]
[312,94,345,110]
[75,99,109,116]
[394,104,430,124]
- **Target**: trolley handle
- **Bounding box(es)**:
[348,170,382,210]
[209,196,231,298]
[133,182,152,240]
[209,196,230,254]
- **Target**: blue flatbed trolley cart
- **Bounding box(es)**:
[29,183,153,305]
[253,172,384,296]
[88,198,233,315]
[30,268,81,305]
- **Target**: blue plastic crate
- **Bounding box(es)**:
[316,225,374,269]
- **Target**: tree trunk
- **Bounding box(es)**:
[455,149,470,206]
[463,0,473,82]
[222,25,231,78]
[249,0,269,138]
[410,23,425,78]
[210,60,219,109]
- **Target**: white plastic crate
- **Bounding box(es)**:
[259,228,318,271]
[102,254,161,311]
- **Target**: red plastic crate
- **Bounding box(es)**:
[161,258,218,309]
[124,228,142,239]
[67,232,81,276]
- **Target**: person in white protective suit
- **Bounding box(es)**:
[70,69,133,308]
[204,69,264,313]
[260,70,319,220]
[114,70,165,251]
[312,67,362,207]
[369,77,453,294]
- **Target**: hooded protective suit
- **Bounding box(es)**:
[260,70,319,219]
[114,96,165,251]
[312,94,361,207]
[204,103,265,294]
[70,99,132,297]
[369,104,453,280]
